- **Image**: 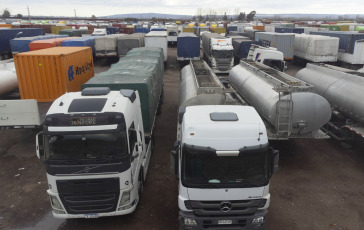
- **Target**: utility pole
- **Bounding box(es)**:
[27,6,31,21]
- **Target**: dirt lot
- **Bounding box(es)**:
[0,48,364,230]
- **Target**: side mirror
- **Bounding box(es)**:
[271,149,279,174]
[173,141,181,150]
[36,132,44,160]
[131,151,139,161]
[170,150,179,179]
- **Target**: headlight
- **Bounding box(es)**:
[184,218,197,226]
[252,216,264,224]
[50,196,64,210]
[120,190,131,206]
[118,190,131,210]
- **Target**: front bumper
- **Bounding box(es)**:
[52,200,138,219]
[179,209,267,230]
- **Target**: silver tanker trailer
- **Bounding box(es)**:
[179,60,331,140]
[229,61,332,139]
[296,63,364,141]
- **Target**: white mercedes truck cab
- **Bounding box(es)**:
[171,105,279,229]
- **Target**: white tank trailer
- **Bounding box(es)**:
[230,61,331,139]
[179,60,225,110]
[296,63,364,140]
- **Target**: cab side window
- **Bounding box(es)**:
[128,123,137,153]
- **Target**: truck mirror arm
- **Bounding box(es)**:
[170,149,179,180]
[36,131,45,161]
[131,151,139,161]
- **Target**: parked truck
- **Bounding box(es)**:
[245,45,287,72]
[173,60,279,229]
[145,31,168,62]
[296,63,364,141]
[35,49,164,218]
[166,25,178,45]
[95,34,127,57]
[294,34,339,63]
[177,33,200,61]
[201,33,234,73]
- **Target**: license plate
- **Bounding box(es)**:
[70,117,96,126]
[84,213,99,218]
[218,220,232,225]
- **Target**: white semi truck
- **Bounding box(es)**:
[201,33,234,73]
[246,45,287,72]
[172,60,279,229]
[36,88,155,218]
[35,48,164,218]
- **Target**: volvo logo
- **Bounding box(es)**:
[220,201,232,213]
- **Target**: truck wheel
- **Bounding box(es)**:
[138,168,144,196]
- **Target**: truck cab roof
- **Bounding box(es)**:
[46,88,136,116]
[182,105,268,150]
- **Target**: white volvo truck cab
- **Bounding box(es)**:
[172,105,279,229]
[36,87,153,218]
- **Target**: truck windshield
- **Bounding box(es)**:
[182,144,269,188]
[44,132,128,159]
[212,50,233,59]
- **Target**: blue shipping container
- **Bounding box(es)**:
[275,27,304,34]
[232,39,262,59]
[310,31,364,54]
[135,27,150,33]
[177,33,200,60]
[227,26,238,34]
[61,36,96,53]
[0,28,45,53]
[10,35,67,54]
[106,27,119,35]
[150,28,166,31]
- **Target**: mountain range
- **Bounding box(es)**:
[104,13,364,20]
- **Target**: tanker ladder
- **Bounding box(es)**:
[242,61,314,139]
[275,89,293,137]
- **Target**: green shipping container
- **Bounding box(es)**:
[59,29,83,37]
[82,53,163,135]
[355,26,364,31]
[51,26,72,34]
[321,25,340,31]
[212,27,226,34]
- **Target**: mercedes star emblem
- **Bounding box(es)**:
[220,201,232,212]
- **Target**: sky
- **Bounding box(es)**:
[0,0,363,17]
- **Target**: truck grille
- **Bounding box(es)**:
[216,59,232,72]
[190,199,265,216]
[57,178,120,214]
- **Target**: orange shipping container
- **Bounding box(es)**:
[0,24,12,28]
[29,37,79,51]
[253,25,265,31]
[14,47,94,102]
